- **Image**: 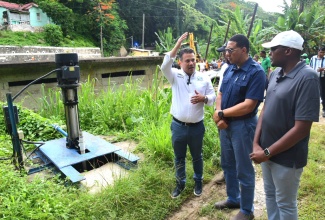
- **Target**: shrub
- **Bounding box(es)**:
[43,24,63,46]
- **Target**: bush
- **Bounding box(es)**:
[43,24,63,46]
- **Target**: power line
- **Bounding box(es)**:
[123,0,179,12]
[120,16,184,18]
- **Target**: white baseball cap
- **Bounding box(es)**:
[262,30,304,51]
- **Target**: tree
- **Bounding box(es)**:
[154,27,176,54]
[35,0,75,37]
[262,0,325,55]
[84,0,127,56]
[117,0,178,47]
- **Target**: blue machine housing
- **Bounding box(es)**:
[37,131,139,183]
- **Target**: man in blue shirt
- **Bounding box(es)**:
[213,34,266,220]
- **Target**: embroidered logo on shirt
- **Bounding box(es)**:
[197,76,203,81]
[177,73,184,78]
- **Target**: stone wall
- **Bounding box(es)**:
[0,46,101,63]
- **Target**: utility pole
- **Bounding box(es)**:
[224,20,231,44]
[176,0,179,36]
[247,3,258,38]
[98,2,104,57]
[142,13,145,49]
[131,36,133,48]
[100,25,103,57]
[204,24,213,61]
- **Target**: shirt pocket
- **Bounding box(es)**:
[233,77,249,97]
[220,79,229,92]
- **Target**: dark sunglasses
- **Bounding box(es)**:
[270,46,289,52]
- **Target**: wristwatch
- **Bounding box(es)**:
[264,148,271,157]
[204,96,208,104]
[218,110,224,119]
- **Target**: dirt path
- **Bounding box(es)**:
[167,113,325,220]
[167,166,266,220]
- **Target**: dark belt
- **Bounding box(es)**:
[173,117,202,126]
[226,113,256,121]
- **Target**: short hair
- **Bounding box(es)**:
[319,47,325,51]
[260,50,266,55]
[178,48,195,60]
[229,34,250,53]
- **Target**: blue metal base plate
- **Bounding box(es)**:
[39,131,139,183]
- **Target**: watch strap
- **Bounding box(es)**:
[264,148,271,157]
[218,110,224,119]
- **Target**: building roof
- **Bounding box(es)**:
[0,1,38,12]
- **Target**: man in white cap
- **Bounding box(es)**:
[250,30,320,220]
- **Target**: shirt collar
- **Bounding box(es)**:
[278,61,306,79]
[232,57,254,72]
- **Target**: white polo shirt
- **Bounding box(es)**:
[161,53,216,123]
[310,55,325,77]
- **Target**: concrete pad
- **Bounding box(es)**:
[80,162,128,194]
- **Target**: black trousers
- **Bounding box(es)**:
[320,77,325,110]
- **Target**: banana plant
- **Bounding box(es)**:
[154,27,176,54]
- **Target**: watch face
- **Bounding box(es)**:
[218,111,223,118]
[264,148,270,156]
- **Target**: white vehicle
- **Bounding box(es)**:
[206,69,221,86]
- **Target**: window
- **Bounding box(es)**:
[37,13,41,21]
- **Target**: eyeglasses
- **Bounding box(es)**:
[225,48,239,54]
[270,46,289,52]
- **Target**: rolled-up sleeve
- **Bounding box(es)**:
[160,53,175,84]
[205,80,216,106]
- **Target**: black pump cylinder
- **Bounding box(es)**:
[55,53,81,149]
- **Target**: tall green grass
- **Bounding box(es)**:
[298,123,325,220]
[0,30,95,47]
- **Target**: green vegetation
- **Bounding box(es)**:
[0,31,47,46]
[0,70,219,219]
[43,24,64,46]
[0,30,95,47]
[1,0,324,57]
[0,69,324,219]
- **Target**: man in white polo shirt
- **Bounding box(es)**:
[310,47,325,117]
[161,32,216,198]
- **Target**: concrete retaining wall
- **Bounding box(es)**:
[0,55,164,110]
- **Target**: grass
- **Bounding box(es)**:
[298,123,325,220]
[0,68,324,219]
[0,30,95,47]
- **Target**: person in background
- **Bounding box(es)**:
[213,34,266,220]
[310,47,325,117]
[198,59,206,72]
[211,58,218,69]
[260,50,271,78]
[253,54,260,64]
[161,32,216,199]
[205,59,210,71]
[216,43,229,98]
[214,42,229,185]
[301,53,310,65]
[250,30,320,220]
